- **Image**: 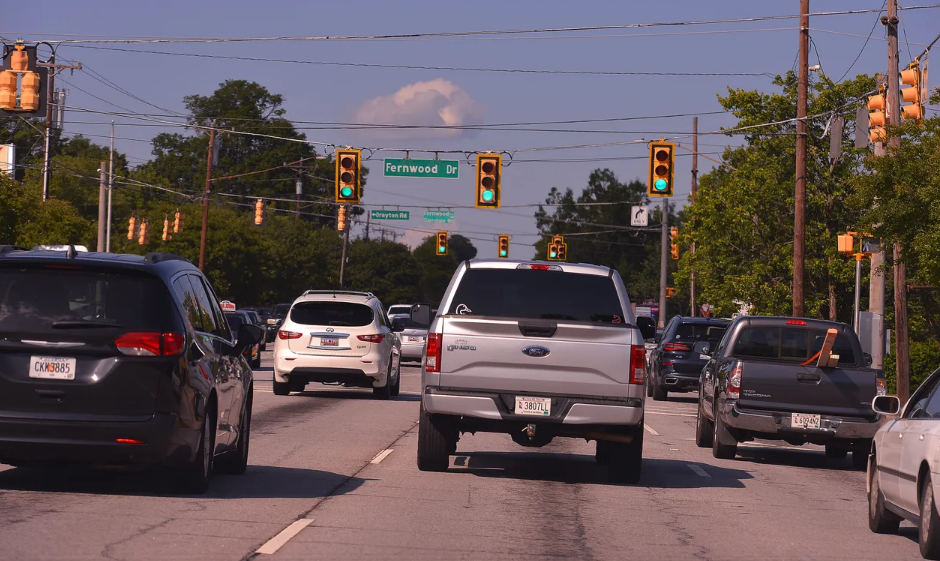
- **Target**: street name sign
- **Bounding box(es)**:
[423,210,455,224]
[384,159,459,179]
[370,210,410,221]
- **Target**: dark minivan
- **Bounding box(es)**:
[648,316,730,401]
[0,247,262,493]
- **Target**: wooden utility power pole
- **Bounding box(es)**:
[792,0,810,317]
[690,116,698,317]
[198,122,216,271]
[97,161,107,252]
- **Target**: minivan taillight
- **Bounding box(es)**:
[426,333,442,373]
[358,334,385,343]
[278,330,302,340]
[115,332,185,357]
[663,342,691,352]
[728,362,743,398]
[629,345,646,385]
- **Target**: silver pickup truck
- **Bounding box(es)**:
[412,259,655,484]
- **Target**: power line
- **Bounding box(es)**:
[836,1,886,83]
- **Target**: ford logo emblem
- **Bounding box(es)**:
[523,346,550,358]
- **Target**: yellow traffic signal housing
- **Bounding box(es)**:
[868,90,887,143]
[666,287,676,298]
[162,216,171,241]
[254,199,264,225]
[648,141,675,197]
[0,42,47,115]
[476,154,501,209]
[556,243,567,261]
[436,231,448,256]
[670,226,679,259]
[900,61,924,121]
[838,233,855,254]
[670,243,679,260]
[335,149,361,203]
[127,215,137,240]
[337,205,347,232]
[547,243,559,261]
[173,210,183,233]
[497,234,510,258]
[138,220,150,246]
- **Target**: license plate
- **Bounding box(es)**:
[29,356,76,380]
[515,396,551,417]
[791,413,822,430]
[408,336,421,342]
[320,337,338,347]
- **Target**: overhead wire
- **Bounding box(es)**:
[836,1,886,84]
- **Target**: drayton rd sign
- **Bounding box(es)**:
[384,159,459,179]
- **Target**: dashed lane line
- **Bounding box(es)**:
[643,423,660,436]
[687,463,712,478]
[255,519,314,555]
[370,448,395,464]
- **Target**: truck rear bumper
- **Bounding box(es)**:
[720,402,880,441]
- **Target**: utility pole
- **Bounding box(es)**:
[339,207,350,286]
[54,88,67,130]
[198,122,216,271]
[659,199,668,328]
[96,161,106,252]
[106,121,114,252]
[690,116,698,318]
[41,54,54,202]
[870,73,887,371]
[792,0,810,317]
[364,212,371,241]
[295,176,302,219]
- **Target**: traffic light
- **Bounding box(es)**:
[173,210,183,233]
[127,215,137,240]
[436,231,448,256]
[335,149,361,203]
[475,154,501,209]
[670,227,679,260]
[138,220,150,246]
[162,216,171,241]
[666,287,676,298]
[497,234,510,258]
[0,41,47,115]
[547,243,559,260]
[900,61,924,121]
[254,198,264,225]
[556,242,567,261]
[547,235,565,261]
[868,89,887,144]
[337,205,347,232]
[647,141,675,197]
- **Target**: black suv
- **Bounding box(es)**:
[647,316,729,401]
[0,246,262,493]
[265,303,291,342]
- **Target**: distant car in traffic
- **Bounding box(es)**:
[224,311,262,368]
[265,303,291,343]
[647,316,729,401]
[391,316,429,362]
[240,309,267,351]
[696,316,883,468]
[386,304,413,320]
[0,248,262,493]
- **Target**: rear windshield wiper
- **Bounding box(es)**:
[52,320,123,329]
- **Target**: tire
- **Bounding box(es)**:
[273,380,290,396]
[825,443,848,459]
[695,399,714,448]
[177,402,215,494]
[607,427,643,484]
[652,384,667,402]
[251,352,261,369]
[868,455,901,534]
[595,440,611,465]
[923,474,940,560]
[216,389,252,475]
[646,379,654,398]
[712,405,737,460]
[852,450,869,470]
[417,405,452,472]
[389,359,401,398]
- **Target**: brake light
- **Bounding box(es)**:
[426,333,442,373]
[278,330,302,340]
[629,345,646,384]
[115,438,144,445]
[728,362,743,398]
[115,332,185,356]
[358,334,385,343]
[663,342,691,352]
[516,263,563,271]
[786,319,807,325]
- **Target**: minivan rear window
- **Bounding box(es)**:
[447,269,625,324]
[0,267,175,334]
[290,302,374,327]
[732,326,857,366]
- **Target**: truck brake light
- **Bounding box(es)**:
[426,334,442,373]
[728,362,743,398]
[629,345,645,385]
[786,319,807,325]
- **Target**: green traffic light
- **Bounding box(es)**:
[654,179,668,191]
[500,250,507,257]
[550,251,557,258]
[439,246,446,253]
[340,186,353,197]
[481,189,495,202]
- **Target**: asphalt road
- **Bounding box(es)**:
[0,350,925,560]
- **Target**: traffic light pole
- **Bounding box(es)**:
[690,116,698,318]
[97,161,106,252]
[198,123,216,272]
[339,210,350,286]
[792,0,810,317]
[41,54,54,202]
[659,199,668,328]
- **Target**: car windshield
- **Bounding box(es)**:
[0,266,175,335]
[290,301,374,327]
[447,269,625,324]
[387,305,411,316]
[672,322,728,342]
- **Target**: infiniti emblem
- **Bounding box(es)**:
[522,346,550,358]
[326,328,335,332]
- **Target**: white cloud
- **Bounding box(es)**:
[352,79,484,139]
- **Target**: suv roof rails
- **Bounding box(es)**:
[301,290,375,299]
[144,252,192,265]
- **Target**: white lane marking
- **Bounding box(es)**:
[645,411,697,418]
[370,448,394,464]
[643,423,660,436]
[254,388,273,393]
[687,463,712,478]
[256,518,314,555]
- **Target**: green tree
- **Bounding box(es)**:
[345,240,422,304]
[0,173,92,247]
[412,234,477,304]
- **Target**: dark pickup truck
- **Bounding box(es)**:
[695,316,884,468]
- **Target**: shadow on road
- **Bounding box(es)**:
[295,389,421,402]
[450,452,752,488]
[656,395,699,405]
[0,464,365,499]
[735,446,864,472]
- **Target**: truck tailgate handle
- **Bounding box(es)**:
[518,322,557,338]
[797,372,821,383]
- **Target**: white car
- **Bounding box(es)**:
[868,369,940,560]
[390,316,428,362]
[272,291,401,399]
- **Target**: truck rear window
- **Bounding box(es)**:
[290,302,374,327]
[447,269,625,324]
[732,326,858,366]
[0,267,174,335]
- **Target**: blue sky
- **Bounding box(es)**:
[9,1,939,255]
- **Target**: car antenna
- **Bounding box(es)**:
[66,245,78,259]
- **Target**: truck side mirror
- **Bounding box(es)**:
[411,304,432,327]
[863,352,873,367]
[636,316,656,340]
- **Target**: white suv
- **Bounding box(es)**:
[273,291,401,399]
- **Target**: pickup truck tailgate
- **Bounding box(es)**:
[738,361,878,417]
[438,317,636,398]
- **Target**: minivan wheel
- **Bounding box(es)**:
[177,403,215,494]
[922,474,940,559]
[868,455,901,534]
[417,405,452,472]
[273,380,290,396]
[607,427,643,484]
[216,390,252,475]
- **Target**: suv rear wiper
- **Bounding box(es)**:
[52,320,123,329]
